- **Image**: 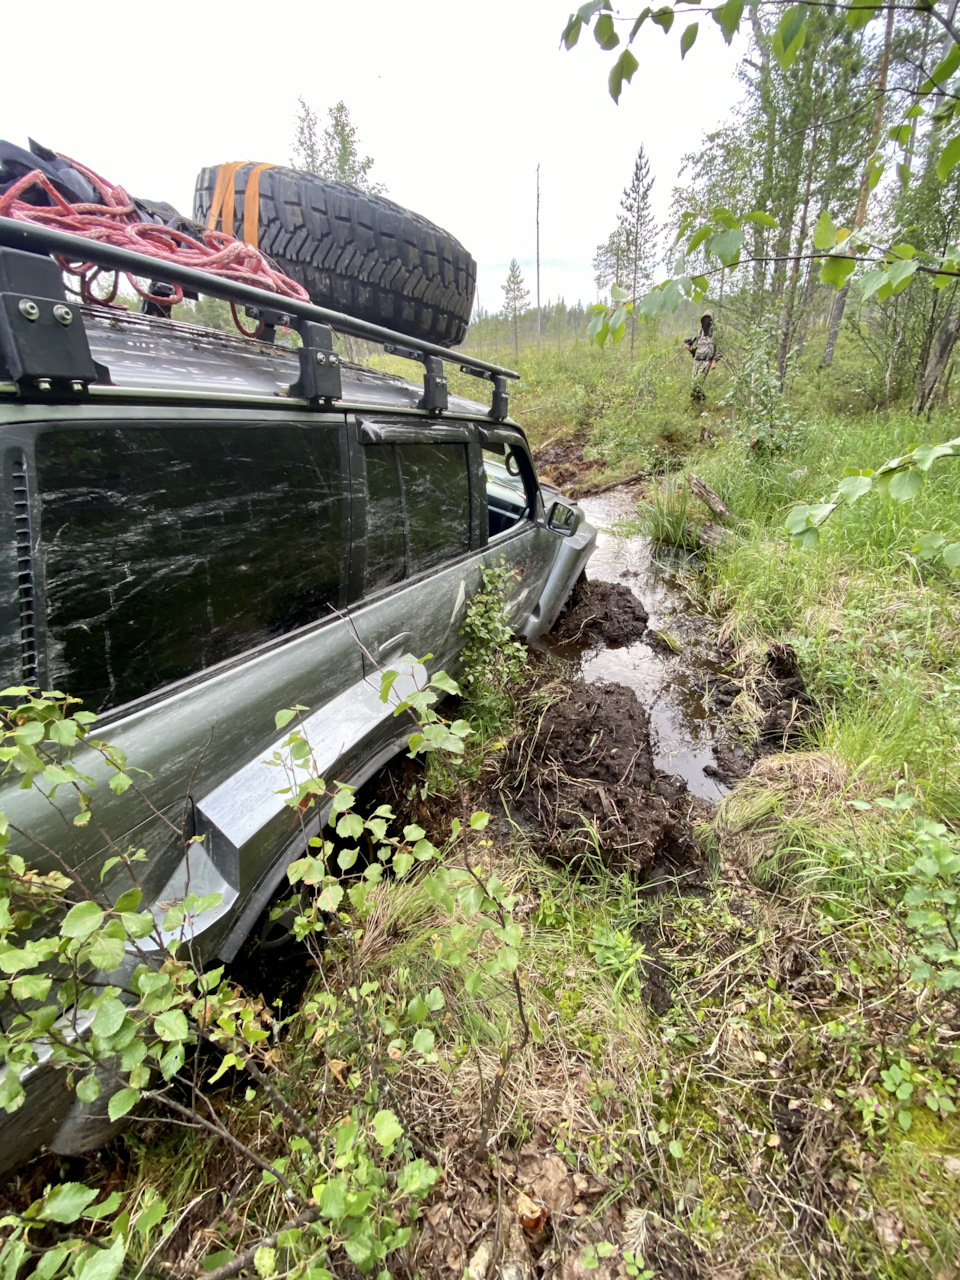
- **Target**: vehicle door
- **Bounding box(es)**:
[346,417,484,687]
[477,425,560,631]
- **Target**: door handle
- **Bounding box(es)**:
[377,632,413,665]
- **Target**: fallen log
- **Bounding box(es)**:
[688,473,731,519]
[579,470,647,497]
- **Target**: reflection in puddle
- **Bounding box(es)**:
[571,492,728,802]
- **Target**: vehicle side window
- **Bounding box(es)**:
[36,424,345,712]
[482,445,529,538]
[364,446,406,591]
[399,444,470,574]
[362,442,470,592]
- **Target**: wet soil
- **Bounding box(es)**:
[504,679,698,877]
[547,490,814,800]
[533,438,601,493]
[551,578,649,649]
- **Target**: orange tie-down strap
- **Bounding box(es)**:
[205,162,275,247]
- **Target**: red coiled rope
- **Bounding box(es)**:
[0,153,309,315]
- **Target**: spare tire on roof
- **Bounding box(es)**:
[194,163,476,348]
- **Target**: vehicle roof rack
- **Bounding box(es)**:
[0,216,518,419]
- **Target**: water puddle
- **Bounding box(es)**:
[555,490,730,802]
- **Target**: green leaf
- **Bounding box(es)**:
[372,1108,403,1148]
[813,211,837,251]
[335,812,364,840]
[687,225,712,255]
[708,229,744,267]
[743,210,777,228]
[711,205,740,229]
[425,985,445,1011]
[469,811,491,830]
[154,1009,190,1042]
[920,40,960,94]
[562,14,583,49]
[393,851,414,877]
[773,3,807,68]
[819,254,856,289]
[274,708,297,730]
[48,718,79,746]
[835,474,873,503]
[77,1073,102,1104]
[859,269,888,300]
[318,883,344,913]
[12,720,44,746]
[107,1087,140,1122]
[594,12,619,48]
[898,1109,913,1131]
[846,0,881,30]
[608,48,639,102]
[92,998,127,1039]
[680,20,699,56]
[668,1139,684,1159]
[430,670,460,695]
[651,7,674,33]
[75,1236,126,1280]
[412,1028,435,1055]
[937,134,960,182]
[628,7,652,40]
[42,1182,99,1224]
[711,0,743,44]
[888,469,923,502]
[942,543,960,570]
[108,772,133,796]
[254,1247,277,1279]
[61,900,104,941]
[886,258,919,293]
[36,1247,69,1280]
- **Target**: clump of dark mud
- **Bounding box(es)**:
[534,438,599,491]
[552,578,648,649]
[704,642,815,786]
[756,642,813,745]
[504,680,697,876]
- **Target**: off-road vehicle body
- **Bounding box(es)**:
[0,218,595,1170]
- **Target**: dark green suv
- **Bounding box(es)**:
[0,219,595,1171]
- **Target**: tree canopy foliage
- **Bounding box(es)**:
[291,97,386,193]
[564,0,960,390]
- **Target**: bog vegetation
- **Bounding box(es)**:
[3,5,960,1279]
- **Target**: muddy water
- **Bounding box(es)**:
[560,490,729,802]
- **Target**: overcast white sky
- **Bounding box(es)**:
[1,0,744,310]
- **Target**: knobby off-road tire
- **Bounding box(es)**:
[194,164,476,348]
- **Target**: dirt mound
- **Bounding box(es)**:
[534,439,599,491]
[505,680,696,875]
[551,579,648,649]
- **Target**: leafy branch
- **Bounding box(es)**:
[783,435,960,570]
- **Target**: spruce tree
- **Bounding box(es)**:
[618,147,658,358]
[502,259,530,358]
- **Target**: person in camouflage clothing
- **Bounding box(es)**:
[683,311,719,403]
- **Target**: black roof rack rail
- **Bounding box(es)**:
[0,216,518,418]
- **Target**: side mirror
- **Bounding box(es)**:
[546,500,579,536]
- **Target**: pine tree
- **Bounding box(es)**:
[291,98,385,194]
[618,148,658,358]
[502,259,530,358]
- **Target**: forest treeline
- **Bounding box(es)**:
[490,5,960,411]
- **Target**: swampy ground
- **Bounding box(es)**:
[5,339,960,1280]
